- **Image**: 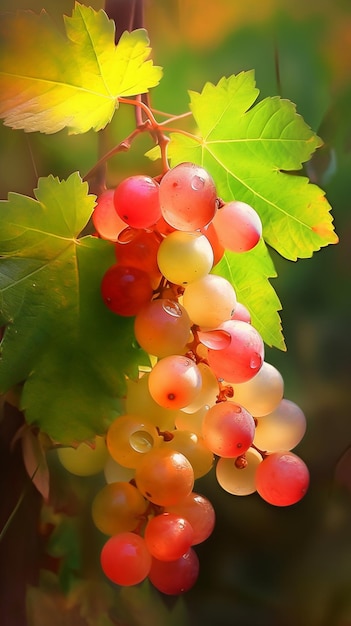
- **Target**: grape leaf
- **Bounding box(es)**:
[0,3,162,134]
[167,71,338,261]
[0,173,147,443]
[212,240,285,350]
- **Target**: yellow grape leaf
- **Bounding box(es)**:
[0,3,162,134]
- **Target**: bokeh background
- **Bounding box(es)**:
[1,1,351,625]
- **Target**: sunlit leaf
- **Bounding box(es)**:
[167,71,338,261]
[0,173,147,443]
[0,3,162,134]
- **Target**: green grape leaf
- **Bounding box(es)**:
[167,71,338,261]
[0,3,162,134]
[212,240,285,350]
[0,173,147,443]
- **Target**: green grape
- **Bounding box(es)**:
[175,405,210,437]
[135,447,194,506]
[57,435,108,476]
[134,299,192,358]
[106,414,161,468]
[182,274,237,329]
[148,355,202,410]
[126,374,179,431]
[157,231,214,285]
[182,362,219,413]
[92,481,147,535]
[216,448,262,495]
[162,430,214,479]
[230,361,284,417]
[104,456,135,484]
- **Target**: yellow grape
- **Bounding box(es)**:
[92,481,147,536]
[57,436,108,476]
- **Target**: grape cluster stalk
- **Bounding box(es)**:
[60,161,309,594]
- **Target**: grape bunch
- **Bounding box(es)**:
[63,161,310,594]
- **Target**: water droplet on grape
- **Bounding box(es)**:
[250,353,262,369]
[129,430,154,454]
[163,299,182,317]
[191,175,205,191]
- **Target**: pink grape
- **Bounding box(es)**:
[255,450,310,506]
[101,264,153,316]
[100,532,151,586]
[206,319,264,383]
[165,492,215,545]
[148,548,199,595]
[134,299,192,358]
[212,200,262,252]
[231,301,251,323]
[148,355,202,410]
[202,401,256,457]
[92,189,127,242]
[113,175,161,229]
[144,513,194,561]
[159,162,218,231]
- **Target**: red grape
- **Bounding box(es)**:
[100,532,151,586]
[101,264,153,316]
[114,175,161,229]
[255,450,310,506]
[148,548,199,595]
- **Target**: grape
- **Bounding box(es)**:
[135,447,194,506]
[182,274,237,329]
[106,414,161,468]
[212,200,262,252]
[92,189,127,242]
[231,361,284,417]
[175,405,210,437]
[159,162,218,231]
[57,436,108,476]
[148,548,199,595]
[101,264,153,316]
[92,481,147,535]
[115,229,162,289]
[100,532,151,586]
[206,319,264,383]
[254,398,307,452]
[126,373,179,431]
[103,456,135,484]
[181,362,219,413]
[231,301,251,323]
[134,299,191,358]
[202,401,256,457]
[216,448,262,495]
[113,175,161,229]
[157,230,214,285]
[201,221,225,266]
[255,450,309,506]
[144,513,194,561]
[148,355,202,410]
[162,430,214,479]
[165,492,215,545]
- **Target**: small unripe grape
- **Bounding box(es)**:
[157,231,214,285]
[159,162,218,231]
[114,175,161,229]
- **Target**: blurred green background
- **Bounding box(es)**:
[0,1,351,625]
